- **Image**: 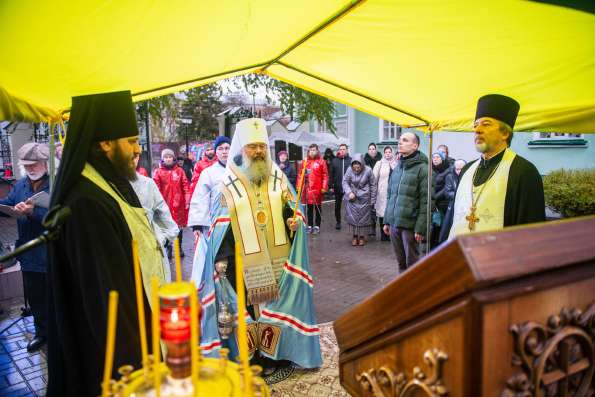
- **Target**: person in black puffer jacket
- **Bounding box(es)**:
[329,144,352,229]
[438,159,466,244]
[430,151,451,248]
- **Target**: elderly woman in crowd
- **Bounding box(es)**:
[372,146,397,241]
[343,154,376,246]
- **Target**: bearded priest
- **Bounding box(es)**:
[449,94,545,238]
[191,118,322,376]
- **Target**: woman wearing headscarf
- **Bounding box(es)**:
[342,154,376,246]
[372,146,396,241]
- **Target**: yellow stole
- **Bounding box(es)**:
[81,163,165,308]
[449,149,516,238]
[221,161,292,304]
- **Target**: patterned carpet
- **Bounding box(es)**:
[269,322,348,397]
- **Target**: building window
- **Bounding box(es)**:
[317,121,328,133]
[335,119,347,137]
[378,120,401,142]
[33,123,50,143]
[334,103,348,117]
[536,132,583,139]
[528,132,587,148]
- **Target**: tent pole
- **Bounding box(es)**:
[425,129,433,256]
[48,123,55,193]
[144,103,153,175]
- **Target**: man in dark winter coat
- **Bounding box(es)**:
[383,133,428,272]
[329,143,352,229]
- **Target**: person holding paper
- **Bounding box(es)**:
[0,142,50,352]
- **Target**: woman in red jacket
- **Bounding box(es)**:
[153,148,190,257]
[298,144,328,234]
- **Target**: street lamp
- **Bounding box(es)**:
[179,117,192,157]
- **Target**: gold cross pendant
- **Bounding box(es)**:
[466,206,480,231]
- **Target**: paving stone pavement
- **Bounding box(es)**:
[0,201,402,395]
[0,299,47,397]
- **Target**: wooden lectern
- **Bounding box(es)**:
[334,216,595,396]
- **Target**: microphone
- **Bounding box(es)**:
[42,205,72,230]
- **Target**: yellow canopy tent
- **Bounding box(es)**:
[1,0,594,131]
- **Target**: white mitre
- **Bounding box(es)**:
[235,118,269,146]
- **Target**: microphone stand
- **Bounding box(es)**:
[0,205,71,336]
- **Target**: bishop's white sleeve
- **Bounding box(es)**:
[187,170,211,228]
[149,179,179,244]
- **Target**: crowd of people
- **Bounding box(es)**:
[0,91,547,396]
[270,137,461,266]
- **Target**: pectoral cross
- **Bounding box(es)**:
[466,206,479,231]
[225,175,242,198]
[271,170,282,191]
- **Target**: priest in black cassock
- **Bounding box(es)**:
[47,91,166,396]
[448,94,545,238]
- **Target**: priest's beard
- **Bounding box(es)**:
[112,145,137,181]
[242,153,269,185]
[475,142,489,153]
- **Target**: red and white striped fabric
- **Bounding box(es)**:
[201,291,216,308]
[200,339,221,354]
[260,308,320,336]
[207,217,231,238]
[283,261,314,287]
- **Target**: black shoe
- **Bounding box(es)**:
[335,222,341,230]
[27,336,46,353]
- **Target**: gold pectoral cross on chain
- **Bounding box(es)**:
[466,206,479,231]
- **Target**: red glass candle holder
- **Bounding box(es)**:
[158,283,193,379]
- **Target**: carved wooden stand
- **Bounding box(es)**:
[356,349,449,397]
[502,303,595,397]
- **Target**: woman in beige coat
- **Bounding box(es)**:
[372,146,397,241]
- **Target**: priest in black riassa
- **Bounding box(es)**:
[47,91,162,396]
[448,94,545,238]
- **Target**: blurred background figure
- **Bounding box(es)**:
[153,148,190,259]
[343,154,376,246]
[299,144,328,235]
[372,146,396,241]
[430,151,451,248]
[276,150,296,188]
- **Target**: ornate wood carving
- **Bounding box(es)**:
[502,303,595,397]
[356,349,449,397]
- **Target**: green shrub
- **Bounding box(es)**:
[543,168,595,217]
